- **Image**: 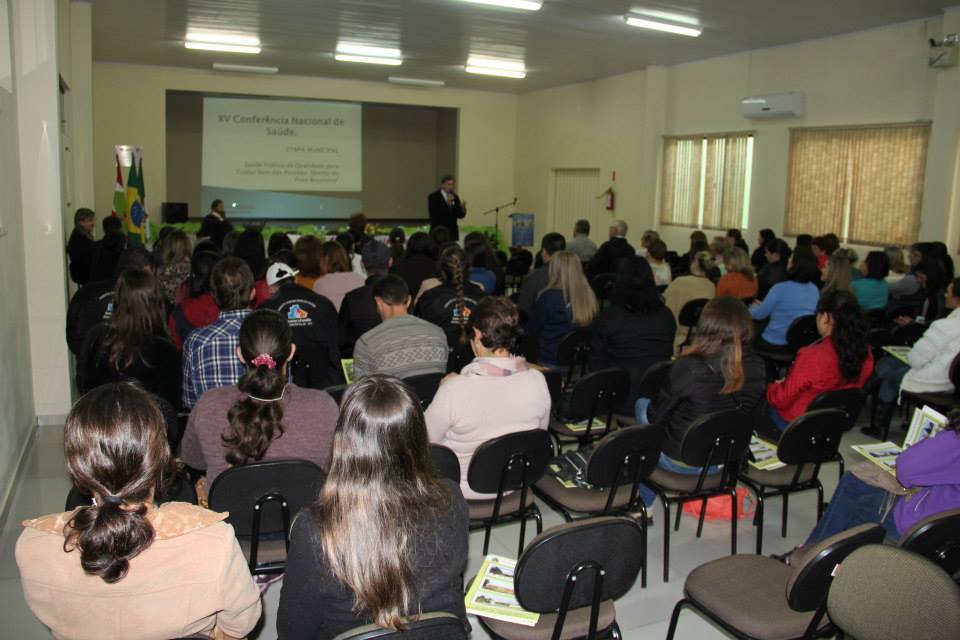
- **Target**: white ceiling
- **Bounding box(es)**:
[91,0,951,93]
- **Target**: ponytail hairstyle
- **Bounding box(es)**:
[222,309,293,466]
[63,383,171,583]
[102,270,170,370]
[817,290,868,383]
[690,250,716,277]
[438,245,470,344]
[684,296,754,394]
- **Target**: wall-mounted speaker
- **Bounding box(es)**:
[161,202,188,224]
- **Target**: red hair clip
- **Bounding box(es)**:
[251,353,276,369]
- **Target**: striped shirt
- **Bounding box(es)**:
[181,309,251,409]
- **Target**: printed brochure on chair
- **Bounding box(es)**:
[465,555,540,627]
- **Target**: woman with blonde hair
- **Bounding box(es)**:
[822,252,854,295]
[526,250,598,367]
[278,375,468,638]
[716,246,758,299]
[313,241,365,311]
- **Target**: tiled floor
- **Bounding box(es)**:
[0,422,876,639]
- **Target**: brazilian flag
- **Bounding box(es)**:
[124,158,147,246]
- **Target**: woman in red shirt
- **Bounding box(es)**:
[765,290,873,434]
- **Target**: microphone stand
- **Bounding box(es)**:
[480,198,518,247]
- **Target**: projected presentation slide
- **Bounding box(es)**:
[202,96,362,192]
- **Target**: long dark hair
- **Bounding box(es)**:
[817,290,868,382]
[312,375,451,631]
[101,270,169,370]
[233,229,267,279]
[438,245,470,344]
[188,251,219,298]
[684,297,754,393]
[612,255,664,314]
[63,383,171,583]
[222,310,292,466]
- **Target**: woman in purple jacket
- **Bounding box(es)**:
[800,410,960,545]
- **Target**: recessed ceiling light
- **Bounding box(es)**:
[335,54,403,66]
[185,32,261,53]
[388,76,446,87]
[335,43,403,66]
[185,42,262,54]
[212,63,279,74]
[461,0,543,10]
[624,15,702,37]
[465,56,526,78]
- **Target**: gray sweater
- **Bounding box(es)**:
[353,314,449,379]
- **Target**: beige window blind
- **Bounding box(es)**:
[660,132,753,230]
[784,123,930,245]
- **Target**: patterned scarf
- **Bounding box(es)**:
[461,356,529,377]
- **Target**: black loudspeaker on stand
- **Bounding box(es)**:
[161,202,188,224]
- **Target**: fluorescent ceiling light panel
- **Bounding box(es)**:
[185,42,262,54]
[212,63,279,74]
[388,76,445,87]
[335,54,402,66]
[336,43,402,58]
[465,65,526,78]
[624,15,702,37]
[187,32,260,46]
[465,56,526,78]
[461,0,543,10]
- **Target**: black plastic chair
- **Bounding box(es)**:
[332,612,467,640]
[645,409,753,582]
[756,314,819,379]
[404,371,444,408]
[807,388,866,483]
[898,507,960,581]
[550,368,630,447]
[535,425,664,587]
[467,429,552,557]
[589,273,617,307]
[635,360,673,403]
[429,444,461,485]
[677,298,709,347]
[900,351,960,417]
[740,408,847,554]
[518,331,539,365]
[555,328,592,389]
[208,459,325,575]
[890,321,927,347]
[666,523,885,640]
[476,517,643,640]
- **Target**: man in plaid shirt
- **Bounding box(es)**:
[182,257,255,409]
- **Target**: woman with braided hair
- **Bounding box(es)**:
[415,245,486,357]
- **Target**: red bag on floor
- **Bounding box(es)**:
[682,488,755,520]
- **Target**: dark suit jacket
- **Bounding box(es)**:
[198,213,233,248]
[586,237,636,279]
[428,189,466,241]
[338,275,383,356]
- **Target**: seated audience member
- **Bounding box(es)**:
[80,270,180,409]
[834,247,860,281]
[88,217,127,282]
[417,246,486,354]
[590,256,676,415]
[752,229,776,271]
[387,227,405,267]
[339,241,391,355]
[233,228,271,306]
[294,235,325,290]
[795,234,813,249]
[429,225,451,249]
[348,212,374,254]
[785,408,960,553]
[396,232,437,307]
[314,241,365,312]
[725,228,749,254]
[337,231,365,278]
[278,376,469,639]
[763,291,873,437]
[821,251,855,296]
[169,251,220,349]
[885,245,920,300]
[567,218,597,263]
[155,229,192,306]
[267,231,294,258]
[586,219,635,278]
[635,297,765,506]
[181,257,255,410]
[464,231,506,295]
[16,383,261,640]
[716,247,758,299]
[220,230,240,257]
[465,238,497,294]
[750,250,821,351]
[811,234,839,271]
[353,275,448,380]
[682,230,708,264]
[182,309,338,489]
[912,260,949,322]
[637,229,660,257]
[260,261,344,389]
[852,250,890,311]
[526,250,598,367]
[67,246,154,357]
[426,297,551,499]
[757,238,790,299]
[517,232,566,313]
[866,277,960,438]
[646,239,672,287]
[198,199,234,249]
[708,237,727,276]
[664,251,717,349]
[66,207,96,286]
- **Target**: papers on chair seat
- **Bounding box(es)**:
[748,436,786,471]
[465,556,540,626]
[852,405,948,476]
[881,345,911,365]
[341,358,354,384]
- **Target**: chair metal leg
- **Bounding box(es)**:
[665,598,688,640]
[482,522,492,555]
[518,511,528,558]
[815,482,824,522]
[638,502,648,589]
[755,491,765,555]
[534,505,543,535]
[781,492,789,538]
[673,501,683,531]
[730,488,738,556]
[696,497,708,537]
[662,499,672,582]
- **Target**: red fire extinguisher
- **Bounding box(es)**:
[605,187,615,211]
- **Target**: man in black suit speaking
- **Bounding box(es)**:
[427,175,467,241]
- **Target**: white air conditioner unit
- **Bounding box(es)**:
[741,92,805,119]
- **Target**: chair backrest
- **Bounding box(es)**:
[635,360,673,402]
[404,372,444,408]
[429,444,461,484]
[567,368,630,422]
[898,508,960,579]
[827,545,960,640]
[891,322,926,347]
[331,612,467,640]
[585,425,664,490]
[678,298,709,328]
[208,459,325,539]
[325,383,349,406]
[466,429,552,496]
[590,273,616,302]
[555,328,592,368]
[518,331,539,364]
[786,315,819,351]
[678,409,752,470]
[514,517,643,612]
[949,352,960,390]
[786,523,885,611]
[806,388,866,432]
[776,409,847,467]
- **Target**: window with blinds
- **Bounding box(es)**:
[784,123,930,245]
[659,132,754,230]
